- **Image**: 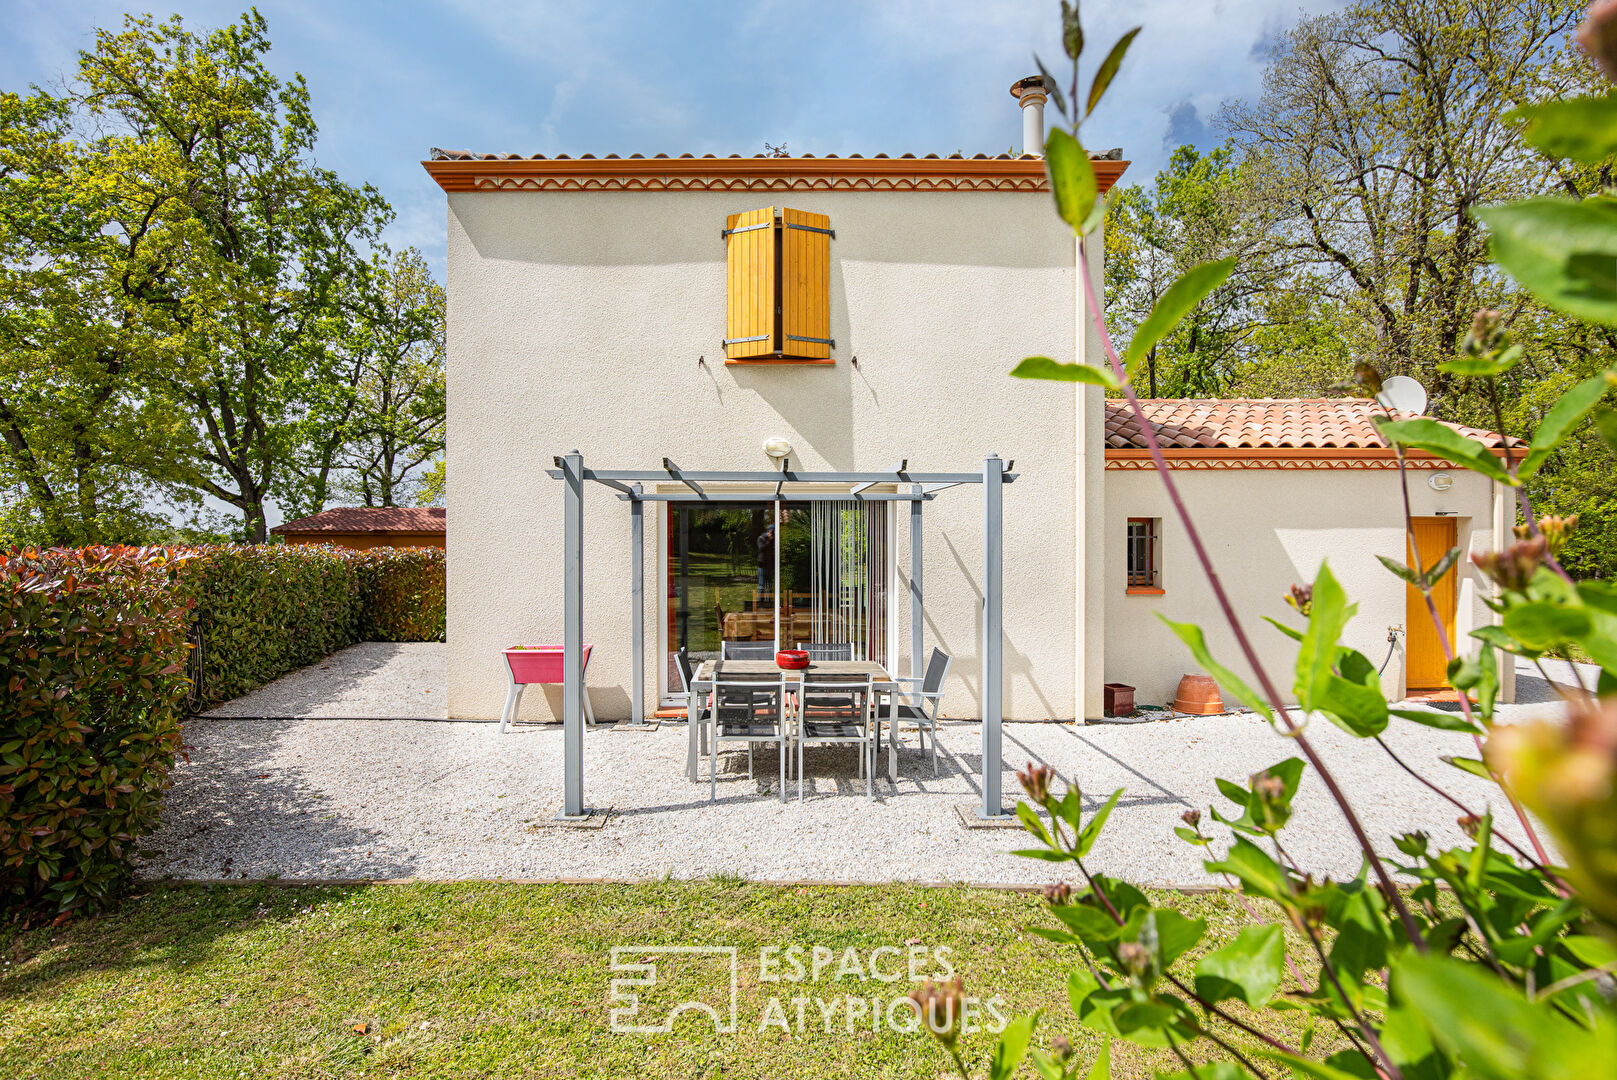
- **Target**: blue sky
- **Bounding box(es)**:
[5,0,1346,280]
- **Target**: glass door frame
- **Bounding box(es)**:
[656,486,899,707]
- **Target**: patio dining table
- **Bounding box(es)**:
[685,659,901,785]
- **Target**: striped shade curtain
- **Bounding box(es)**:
[808,501,888,666]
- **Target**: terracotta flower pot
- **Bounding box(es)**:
[1172,673,1224,715]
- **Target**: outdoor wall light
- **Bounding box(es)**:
[763,438,792,462]
[1427,471,1453,492]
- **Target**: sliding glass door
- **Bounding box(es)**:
[664,499,889,701]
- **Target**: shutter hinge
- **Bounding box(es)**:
[786,335,835,347]
[786,223,835,238]
[721,222,771,239]
[723,334,771,346]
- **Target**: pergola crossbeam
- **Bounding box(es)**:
[545,468,1010,485]
[661,457,706,499]
[616,490,936,503]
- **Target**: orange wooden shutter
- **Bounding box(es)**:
[781,208,833,359]
[724,207,776,359]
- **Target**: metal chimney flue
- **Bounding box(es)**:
[1010,76,1048,155]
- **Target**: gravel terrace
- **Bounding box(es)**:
[143,653,1584,887]
[203,641,446,719]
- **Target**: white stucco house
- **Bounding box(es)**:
[425,91,1516,724]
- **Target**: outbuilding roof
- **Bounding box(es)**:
[271,507,446,535]
[1103,399,1514,451]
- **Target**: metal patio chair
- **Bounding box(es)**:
[709,671,790,803]
[881,647,952,776]
[794,671,876,802]
[676,645,712,754]
[795,642,854,660]
[793,641,864,716]
[720,641,776,660]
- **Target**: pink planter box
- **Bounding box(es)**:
[504,644,592,684]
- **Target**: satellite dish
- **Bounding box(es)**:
[1377,375,1428,415]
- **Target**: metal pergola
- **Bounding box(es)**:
[543,451,1016,822]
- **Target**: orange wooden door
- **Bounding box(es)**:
[1406,517,1459,690]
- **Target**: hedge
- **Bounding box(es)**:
[354,547,446,643]
[178,544,445,706]
[2,543,445,917]
[1,547,191,916]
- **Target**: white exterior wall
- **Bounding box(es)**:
[1102,465,1507,708]
[446,189,1082,721]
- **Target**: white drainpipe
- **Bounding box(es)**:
[1010,76,1049,155]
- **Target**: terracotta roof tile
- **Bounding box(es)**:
[426,148,1125,163]
[271,507,446,534]
[1103,399,1515,451]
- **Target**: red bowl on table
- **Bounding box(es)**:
[775,649,811,670]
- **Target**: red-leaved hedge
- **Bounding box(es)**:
[1,542,445,917]
[1,547,191,915]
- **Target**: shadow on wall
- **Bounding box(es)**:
[457,193,1069,270]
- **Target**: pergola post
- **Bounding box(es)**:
[629,484,645,725]
[909,486,923,679]
[561,449,586,818]
[979,453,1007,819]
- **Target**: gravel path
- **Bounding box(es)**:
[144,695,1568,887]
[202,642,446,719]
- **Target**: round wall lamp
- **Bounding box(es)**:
[1427,471,1454,492]
[763,438,793,464]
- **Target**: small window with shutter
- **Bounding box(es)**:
[723,207,834,363]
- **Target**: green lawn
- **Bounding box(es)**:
[1,881,1323,1079]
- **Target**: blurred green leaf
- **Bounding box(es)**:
[1517,368,1616,479]
[1424,546,1461,587]
[1045,128,1098,234]
[1392,951,1617,1079]
[1596,408,1617,453]
[1012,355,1120,388]
[1296,564,1388,736]
[1389,706,1480,734]
[1503,602,1592,651]
[1471,623,1538,657]
[1443,756,1493,780]
[1033,56,1068,120]
[989,1011,1039,1080]
[1508,93,1617,165]
[1438,344,1523,377]
[1262,615,1304,642]
[1256,1050,1369,1080]
[1375,417,1516,484]
[1377,555,1423,587]
[1087,1037,1112,1080]
[1060,0,1083,60]
[1155,1064,1249,1080]
[1205,835,1292,903]
[1477,196,1617,326]
[1051,900,1125,944]
[1132,907,1206,967]
[1077,787,1123,856]
[1158,615,1272,720]
[1195,924,1285,1008]
[1121,259,1238,380]
[1086,28,1141,116]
